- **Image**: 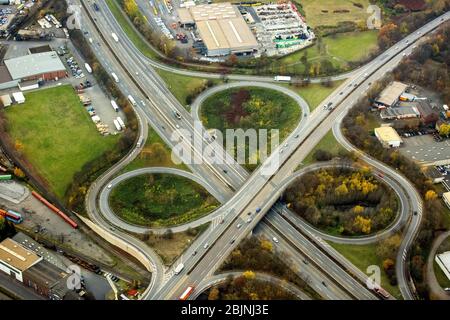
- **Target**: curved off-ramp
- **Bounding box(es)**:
[99,167,228,235]
[275,161,410,245]
[191,271,312,300]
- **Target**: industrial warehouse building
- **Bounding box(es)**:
[443,192,450,210]
[178,3,258,56]
[4,51,67,81]
[375,81,409,108]
[0,237,73,299]
[374,126,403,148]
[435,251,450,281]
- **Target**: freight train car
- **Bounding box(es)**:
[31,191,78,228]
[0,209,23,224]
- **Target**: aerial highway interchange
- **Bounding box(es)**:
[73,0,450,301]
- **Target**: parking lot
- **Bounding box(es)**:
[400,134,450,165]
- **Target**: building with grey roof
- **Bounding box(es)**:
[4,51,67,81]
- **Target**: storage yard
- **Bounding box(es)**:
[169,1,314,58]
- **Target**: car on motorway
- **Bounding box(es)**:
[414,211,418,216]
[272,237,279,243]
[247,212,252,216]
[192,250,197,256]
[303,259,308,264]
[294,134,299,138]
[223,169,228,174]
[322,281,327,287]
[107,184,112,189]
[203,243,209,249]
[175,124,180,129]
[174,111,182,119]
[246,217,252,223]
[230,239,235,244]
[237,223,242,229]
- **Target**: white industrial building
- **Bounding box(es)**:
[374,126,403,148]
[435,251,450,281]
[178,3,258,56]
[443,192,450,210]
[0,238,42,282]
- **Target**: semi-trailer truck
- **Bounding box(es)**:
[128,95,137,106]
[111,33,119,42]
[85,63,92,74]
[174,263,184,275]
[111,72,119,83]
[116,117,126,129]
[113,119,122,131]
[274,75,291,82]
[111,100,119,112]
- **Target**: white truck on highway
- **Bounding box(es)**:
[111,72,119,83]
[110,100,119,112]
[84,63,92,74]
[127,95,137,106]
[111,32,119,42]
[174,263,184,275]
[274,75,291,82]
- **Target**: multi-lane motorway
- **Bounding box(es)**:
[77,0,450,300]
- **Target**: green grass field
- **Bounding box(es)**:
[279,31,379,72]
[302,129,346,165]
[156,69,220,107]
[328,241,402,299]
[4,85,120,199]
[110,173,219,227]
[285,80,344,111]
[123,125,188,172]
[298,0,372,27]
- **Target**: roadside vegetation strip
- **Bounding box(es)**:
[122,125,189,172]
[301,129,348,165]
[327,241,403,299]
[109,173,219,227]
[155,69,218,107]
[286,80,344,111]
[2,85,120,200]
[200,86,302,171]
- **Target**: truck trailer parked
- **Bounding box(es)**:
[113,119,122,131]
[111,100,119,112]
[116,117,126,129]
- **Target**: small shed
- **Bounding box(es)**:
[0,94,12,107]
[12,92,25,104]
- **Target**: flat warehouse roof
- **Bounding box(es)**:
[4,51,66,80]
[218,17,258,50]
[0,238,42,272]
[376,81,408,106]
[178,8,194,24]
[197,20,230,50]
[189,3,238,21]
[375,126,403,142]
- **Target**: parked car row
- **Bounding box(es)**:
[436,165,450,175]
[67,55,85,79]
